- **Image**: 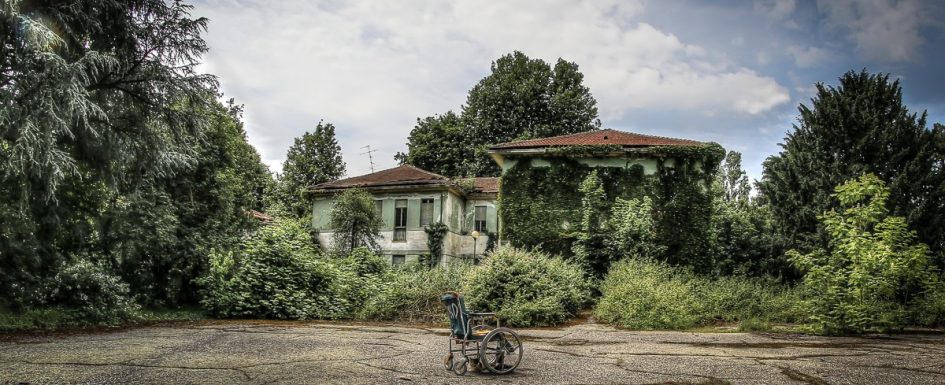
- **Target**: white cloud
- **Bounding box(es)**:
[787,45,833,68]
[193,0,790,175]
[817,0,927,62]
[755,0,796,20]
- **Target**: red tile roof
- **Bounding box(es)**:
[472,177,499,193]
[489,129,702,150]
[312,165,448,190]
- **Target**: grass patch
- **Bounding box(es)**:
[595,258,803,330]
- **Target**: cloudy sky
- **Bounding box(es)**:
[192,0,945,183]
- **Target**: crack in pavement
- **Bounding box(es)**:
[0,358,254,381]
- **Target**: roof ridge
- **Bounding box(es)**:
[489,128,701,150]
[400,164,448,180]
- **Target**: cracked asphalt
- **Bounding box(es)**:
[1,320,944,385]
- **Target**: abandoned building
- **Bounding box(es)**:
[310,129,717,266]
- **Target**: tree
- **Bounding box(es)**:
[100,99,274,306]
[394,112,468,177]
[398,51,600,177]
[718,151,751,207]
[709,152,793,278]
[789,174,943,334]
[329,188,383,255]
[759,70,945,264]
[277,121,346,217]
[0,0,218,309]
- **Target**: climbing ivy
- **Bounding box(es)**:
[497,143,724,272]
[422,222,449,268]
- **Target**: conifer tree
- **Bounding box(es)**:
[759,70,945,264]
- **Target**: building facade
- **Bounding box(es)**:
[311,129,713,266]
[310,165,498,266]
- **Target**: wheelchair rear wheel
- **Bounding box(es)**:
[478,327,522,374]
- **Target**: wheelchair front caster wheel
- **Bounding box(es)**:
[443,353,453,371]
[452,357,468,375]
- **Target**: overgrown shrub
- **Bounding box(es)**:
[44,258,140,324]
[595,258,801,330]
[332,247,389,314]
[789,174,945,334]
[358,262,470,323]
[198,219,349,319]
[464,248,592,327]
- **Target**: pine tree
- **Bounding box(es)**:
[277,121,346,217]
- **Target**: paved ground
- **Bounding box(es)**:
[1,320,944,385]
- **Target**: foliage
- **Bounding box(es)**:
[329,188,383,255]
[596,258,803,330]
[398,51,601,177]
[709,152,793,278]
[605,196,665,262]
[198,219,349,319]
[499,143,723,272]
[276,121,346,217]
[331,247,389,315]
[464,248,592,327]
[0,1,272,314]
[789,174,944,334]
[394,112,470,177]
[358,263,471,323]
[422,222,449,268]
[759,71,945,266]
[718,151,750,207]
[43,258,140,324]
[572,171,610,276]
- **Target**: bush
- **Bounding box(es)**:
[332,247,389,315]
[198,219,349,319]
[464,248,592,327]
[358,262,470,323]
[595,258,801,330]
[43,258,140,324]
[789,174,944,334]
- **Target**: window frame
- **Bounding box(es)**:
[420,198,434,226]
[474,205,487,232]
[392,255,406,266]
[393,199,407,242]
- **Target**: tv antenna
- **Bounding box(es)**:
[361,145,378,173]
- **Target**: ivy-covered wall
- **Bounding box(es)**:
[497,144,725,272]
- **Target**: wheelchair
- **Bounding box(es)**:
[440,292,523,375]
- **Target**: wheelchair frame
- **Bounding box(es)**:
[441,292,522,375]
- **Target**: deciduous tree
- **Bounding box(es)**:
[276,121,346,217]
[398,51,600,177]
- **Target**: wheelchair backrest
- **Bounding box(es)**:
[441,292,469,338]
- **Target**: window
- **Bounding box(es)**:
[474,205,487,232]
[420,198,434,226]
[394,199,407,242]
[392,255,406,266]
[375,200,384,216]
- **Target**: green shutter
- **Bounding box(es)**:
[381,198,394,230]
[407,198,421,230]
[486,205,497,233]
